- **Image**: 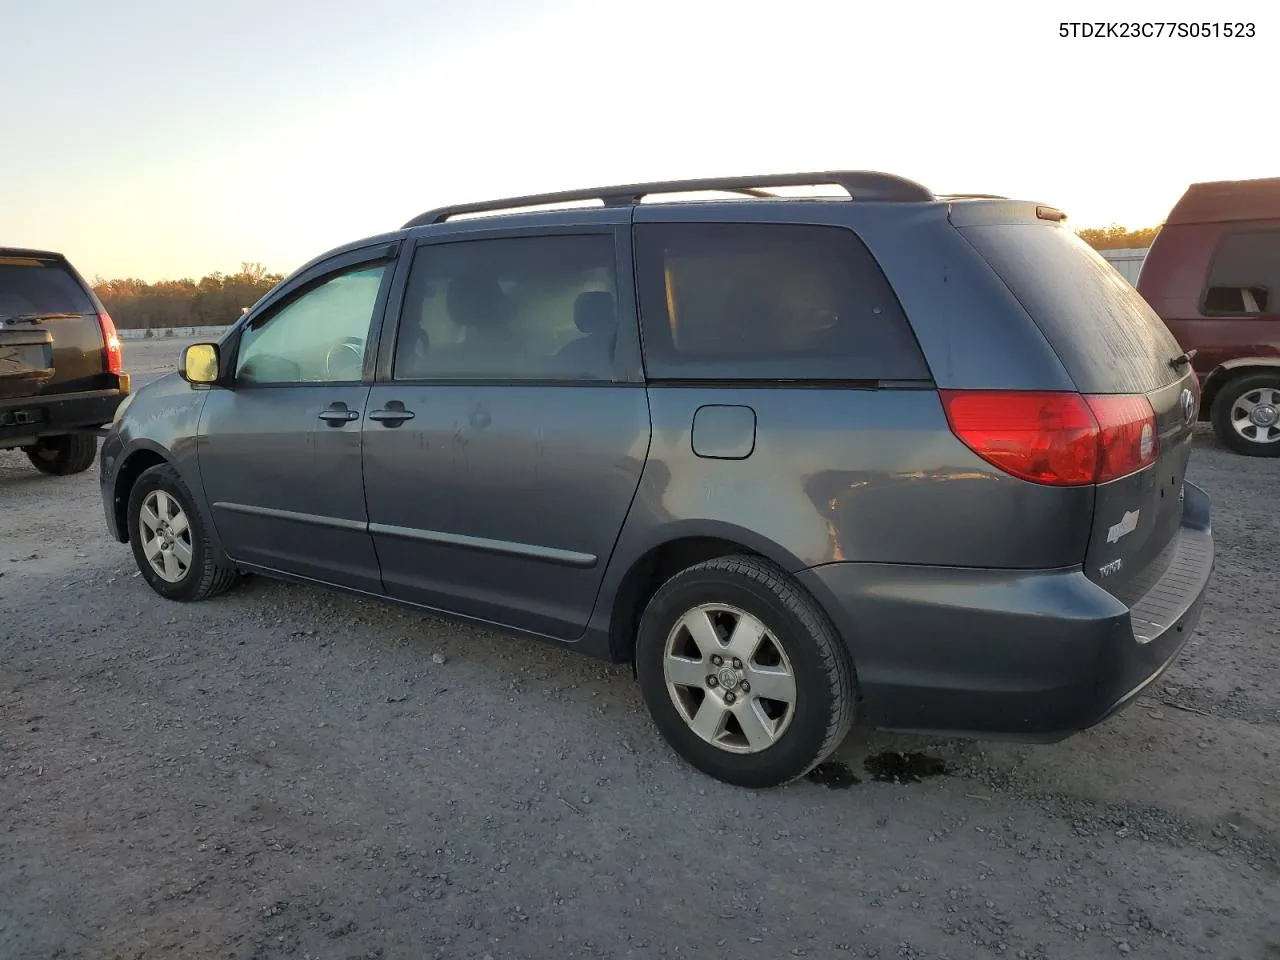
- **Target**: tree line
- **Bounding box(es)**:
[93,263,284,331]
[1075,224,1162,250]
[95,226,1163,331]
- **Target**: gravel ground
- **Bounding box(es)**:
[2,338,1278,960]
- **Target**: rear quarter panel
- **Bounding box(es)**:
[605,385,1094,569]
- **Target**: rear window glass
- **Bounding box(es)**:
[1202,229,1280,316]
[0,258,94,318]
[958,224,1183,395]
[634,223,928,381]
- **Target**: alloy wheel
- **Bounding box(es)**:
[139,490,193,583]
[662,603,798,754]
[1230,386,1280,444]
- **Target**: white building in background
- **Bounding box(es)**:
[1099,247,1150,286]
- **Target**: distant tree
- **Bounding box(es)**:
[94,265,284,330]
[1076,224,1162,250]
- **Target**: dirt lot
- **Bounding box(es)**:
[3,337,1278,960]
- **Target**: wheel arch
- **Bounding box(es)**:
[602,521,811,667]
[1201,358,1280,420]
[109,442,178,544]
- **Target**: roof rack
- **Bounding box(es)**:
[403,171,936,227]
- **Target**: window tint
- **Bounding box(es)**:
[633,223,926,381]
[394,235,620,381]
[1202,229,1280,316]
[0,258,95,317]
[959,223,1183,395]
[236,263,387,384]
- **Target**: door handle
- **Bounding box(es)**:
[368,402,415,426]
[318,403,360,425]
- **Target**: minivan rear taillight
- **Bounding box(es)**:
[98,312,123,375]
[940,390,1158,486]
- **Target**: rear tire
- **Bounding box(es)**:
[1210,372,1280,457]
[635,554,857,788]
[25,434,98,476]
[126,462,240,602]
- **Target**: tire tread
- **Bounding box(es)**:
[25,434,98,476]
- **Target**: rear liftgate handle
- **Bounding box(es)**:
[368,400,415,427]
[318,401,360,425]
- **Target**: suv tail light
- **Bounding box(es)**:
[98,311,123,375]
[940,390,1158,486]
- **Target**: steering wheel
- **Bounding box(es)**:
[325,338,363,379]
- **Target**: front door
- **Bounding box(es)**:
[197,246,399,593]
[363,216,650,638]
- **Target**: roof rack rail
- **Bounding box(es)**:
[403,170,935,227]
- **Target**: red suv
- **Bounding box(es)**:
[1137,177,1280,456]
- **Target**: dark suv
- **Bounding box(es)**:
[99,172,1215,787]
[2,248,130,474]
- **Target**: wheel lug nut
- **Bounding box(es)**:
[732,658,742,669]
[739,681,750,693]
[707,676,718,687]
[711,655,723,666]
[724,692,736,704]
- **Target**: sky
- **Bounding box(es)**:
[0,0,1274,282]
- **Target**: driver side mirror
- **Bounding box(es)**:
[180,342,220,384]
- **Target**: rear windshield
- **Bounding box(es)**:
[0,257,95,319]
[958,224,1183,395]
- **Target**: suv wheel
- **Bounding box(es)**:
[126,463,240,602]
[1210,372,1280,457]
[635,555,856,787]
[25,434,98,476]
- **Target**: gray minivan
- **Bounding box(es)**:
[100,172,1215,787]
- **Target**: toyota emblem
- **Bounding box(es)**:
[1179,388,1196,425]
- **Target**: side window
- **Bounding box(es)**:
[393,234,620,381]
[633,223,928,380]
[1202,229,1280,316]
[236,262,388,384]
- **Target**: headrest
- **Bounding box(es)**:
[574,291,617,335]
[447,275,509,328]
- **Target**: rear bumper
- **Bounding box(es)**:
[0,384,128,448]
[797,482,1214,740]
[1087,480,1213,726]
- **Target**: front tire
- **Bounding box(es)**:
[126,462,240,602]
[1210,372,1280,457]
[635,555,857,788]
[25,434,98,476]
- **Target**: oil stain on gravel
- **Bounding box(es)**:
[863,751,947,784]
[807,760,861,788]
[807,751,948,789]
